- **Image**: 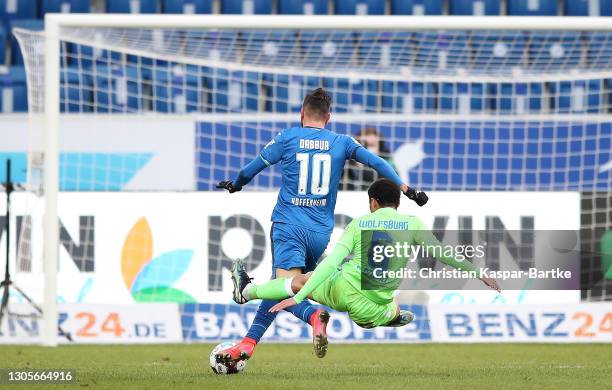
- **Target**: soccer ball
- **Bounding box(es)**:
[209,342,247,375]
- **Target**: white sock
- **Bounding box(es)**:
[284,277,295,297]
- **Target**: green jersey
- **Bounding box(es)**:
[294,207,477,305]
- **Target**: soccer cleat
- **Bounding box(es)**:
[386,310,415,327]
[231,258,253,304]
[215,339,256,364]
[310,309,330,358]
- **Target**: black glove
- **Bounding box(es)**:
[404,187,428,207]
[216,180,242,193]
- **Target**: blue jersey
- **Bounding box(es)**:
[232,126,404,234]
[260,126,361,233]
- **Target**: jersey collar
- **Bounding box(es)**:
[373,207,397,216]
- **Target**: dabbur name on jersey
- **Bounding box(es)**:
[261,126,372,234]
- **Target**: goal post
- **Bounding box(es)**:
[11,14,612,346]
[42,17,60,347]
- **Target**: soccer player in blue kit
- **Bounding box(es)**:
[216,88,428,362]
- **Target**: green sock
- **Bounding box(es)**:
[247,278,292,301]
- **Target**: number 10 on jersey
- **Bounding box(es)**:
[296,153,331,196]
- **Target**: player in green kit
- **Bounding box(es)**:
[231,179,500,350]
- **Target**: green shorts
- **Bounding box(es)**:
[311,271,398,329]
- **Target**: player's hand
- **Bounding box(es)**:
[404,187,428,207]
[269,298,297,313]
[479,276,501,293]
[216,180,242,193]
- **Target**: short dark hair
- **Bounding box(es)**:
[302,88,331,119]
[368,179,401,208]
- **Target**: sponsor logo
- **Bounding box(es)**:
[181,303,431,342]
[0,304,182,344]
[429,304,612,342]
[121,217,195,302]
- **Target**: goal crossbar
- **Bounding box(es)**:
[45,14,612,31]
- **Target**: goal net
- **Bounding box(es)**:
[8,15,612,345]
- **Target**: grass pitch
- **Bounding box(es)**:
[2,343,610,389]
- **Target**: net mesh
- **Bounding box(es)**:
[7,24,612,340]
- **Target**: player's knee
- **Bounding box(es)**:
[291,274,308,293]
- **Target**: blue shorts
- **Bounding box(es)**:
[270,223,330,274]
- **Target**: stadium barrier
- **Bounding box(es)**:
[1,115,610,192]
[0,115,608,344]
[0,189,606,344]
[1,303,610,344]
[0,303,183,344]
[429,303,612,342]
[0,191,579,305]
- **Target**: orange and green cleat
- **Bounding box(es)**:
[310,309,330,358]
[215,337,256,364]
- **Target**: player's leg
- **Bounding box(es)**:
[238,270,327,358]
[233,232,323,303]
[267,224,323,331]
[235,267,331,358]
[320,275,411,329]
[274,267,319,326]
[238,226,330,358]
[238,272,311,302]
[218,223,315,362]
[217,257,270,363]
[267,271,331,359]
[255,272,415,330]
[314,277,415,329]
[239,271,414,329]
[291,229,333,358]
